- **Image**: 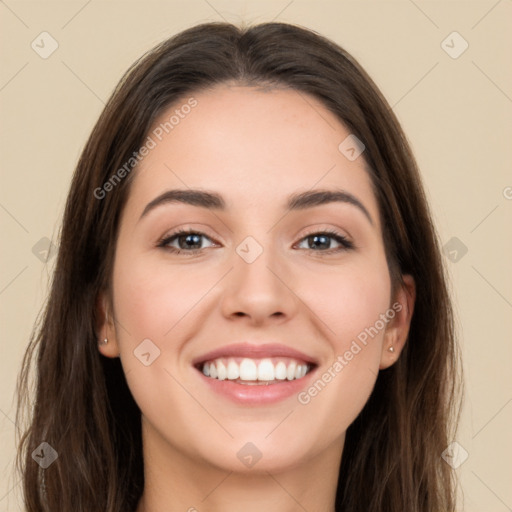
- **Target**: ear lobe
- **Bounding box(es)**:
[379,274,416,370]
[95,291,121,358]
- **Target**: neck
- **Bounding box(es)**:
[135,419,343,512]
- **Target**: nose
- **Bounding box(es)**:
[220,243,299,326]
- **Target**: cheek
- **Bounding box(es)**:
[110,253,210,438]
[300,257,392,351]
[294,257,391,436]
[112,252,216,342]
[110,251,223,408]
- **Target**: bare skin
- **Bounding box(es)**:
[98,85,415,512]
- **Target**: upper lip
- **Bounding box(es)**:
[192,343,318,366]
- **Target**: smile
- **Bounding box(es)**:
[193,343,318,404]
[201,357,312,384]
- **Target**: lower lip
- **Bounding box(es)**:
[197,368,316,405]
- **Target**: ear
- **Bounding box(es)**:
[96,291,121,358]
[379,274,416,370]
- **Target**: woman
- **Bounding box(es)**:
[16,21,462,511]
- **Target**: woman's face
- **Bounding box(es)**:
[100,84,414,474]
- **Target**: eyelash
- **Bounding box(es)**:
[157,228,354,256]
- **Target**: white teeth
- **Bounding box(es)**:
[227,360,239,380]
[201,357,311,382]
[239,358,258,381]
[216,360,227,380]
[286,361,296,380]
[274,361,287,380]
[257,359,275,381]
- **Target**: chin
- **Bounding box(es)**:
[190,434,318,475]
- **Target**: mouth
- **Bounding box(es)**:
[193,343,318,404]
[196,357,314,385]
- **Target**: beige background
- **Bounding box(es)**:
[1,1,511,510]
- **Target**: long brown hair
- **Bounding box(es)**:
[16,21,463,511]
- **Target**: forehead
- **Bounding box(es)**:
[125,85,380,225]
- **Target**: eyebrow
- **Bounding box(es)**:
[139,188,373,225]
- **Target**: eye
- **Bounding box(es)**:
[157,228,354,256]
[295,229,354,253]
[157,229,216,254]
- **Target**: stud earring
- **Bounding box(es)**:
[100,338,108,345]
[388,345,395,353]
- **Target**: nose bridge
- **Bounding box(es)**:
[220,233,297,322]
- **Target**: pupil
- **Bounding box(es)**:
[181,234,201,249]
[309,234,329,250]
